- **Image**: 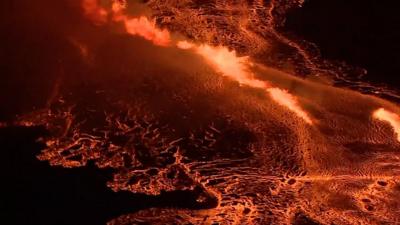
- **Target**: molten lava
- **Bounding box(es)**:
[82,0,171,46]
[195,45,267,89]
[373,108,400,142]
[8,0,400,224]
[82,0,108,25]
[193,44,313,124]
[267,88,313,124]
[111,2,171,46]
[121,16,170,46]
[177,41,313,124]
[83,0,313,124]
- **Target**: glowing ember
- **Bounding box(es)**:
[373,108,400,141]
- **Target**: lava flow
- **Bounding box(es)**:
[91,0,314,124]
[183,43,313,124]
[4,0,400,225]
[373,108,400,141]
[111,1,171,46]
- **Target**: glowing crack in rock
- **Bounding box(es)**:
[373,108,400,142]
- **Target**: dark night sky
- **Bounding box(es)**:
[285,0,400,87]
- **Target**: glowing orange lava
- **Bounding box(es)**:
[195,45,267,89]
[176,40,194,50]
[81,0,170,46]
[177,41,312,124]
[110,1,170,46]
[82,0,108,25]
[373,108,400,141]
[111,2,171,46]
[80,0,312,125]
[267,88,312,124]
[122,16,171,46]
[13,1,400,224]
[178,41,263,88]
